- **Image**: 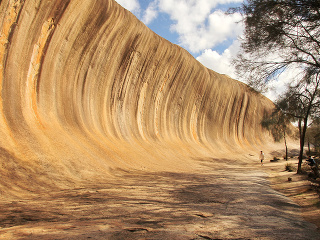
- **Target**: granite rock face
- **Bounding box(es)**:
[0,0,273,194]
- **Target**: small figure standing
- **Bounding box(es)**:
[260,151,264,166]
[306,156,319,179]
[306,156,315,166]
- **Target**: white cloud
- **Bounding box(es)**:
[142,2,158,25]
[115,0,244,53]
[265,80,287,101]
[114,0,141,15]
[264,66,302,101]
[196,41,298,102]
[196,40,240,79]
[157,0,243,53]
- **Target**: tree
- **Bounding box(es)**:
[261,110,293,160]
[276,76,320,172]
[230,0,320,173]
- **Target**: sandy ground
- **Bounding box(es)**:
[0,157,319,240]
[265,158,320,234]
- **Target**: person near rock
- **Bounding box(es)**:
[307,156,319,179]
[306,156,315,166]
[260,151,264,165]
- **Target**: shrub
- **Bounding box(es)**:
[285,163,295,172]
[270,156,280,162]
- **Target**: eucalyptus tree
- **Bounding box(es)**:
[230,0,320,173]
[276,75,320,172]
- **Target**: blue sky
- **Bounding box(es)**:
[114,0,286,100]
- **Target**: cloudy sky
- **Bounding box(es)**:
[114,0,282,100]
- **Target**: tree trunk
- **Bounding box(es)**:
[284,131,288,160]
[297,118,308,173]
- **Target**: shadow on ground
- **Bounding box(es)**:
[0,160,319,240]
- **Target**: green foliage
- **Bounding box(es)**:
[261,109,291,142]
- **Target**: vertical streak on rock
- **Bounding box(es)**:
[137,81,148,140]
[0,0,24,145]
[237,93,248,146]
[24,18,55,127]
[155,61,170,139]
[0,0,277,192]
[191,102,200,142]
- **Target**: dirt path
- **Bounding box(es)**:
[0,159,319,240]
[265,158,320,234]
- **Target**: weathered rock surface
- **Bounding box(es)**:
[0,0,274,196]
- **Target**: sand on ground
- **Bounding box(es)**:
[266,158,320,234]
[0,157,319,240]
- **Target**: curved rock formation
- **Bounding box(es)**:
[0,0,274,196]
